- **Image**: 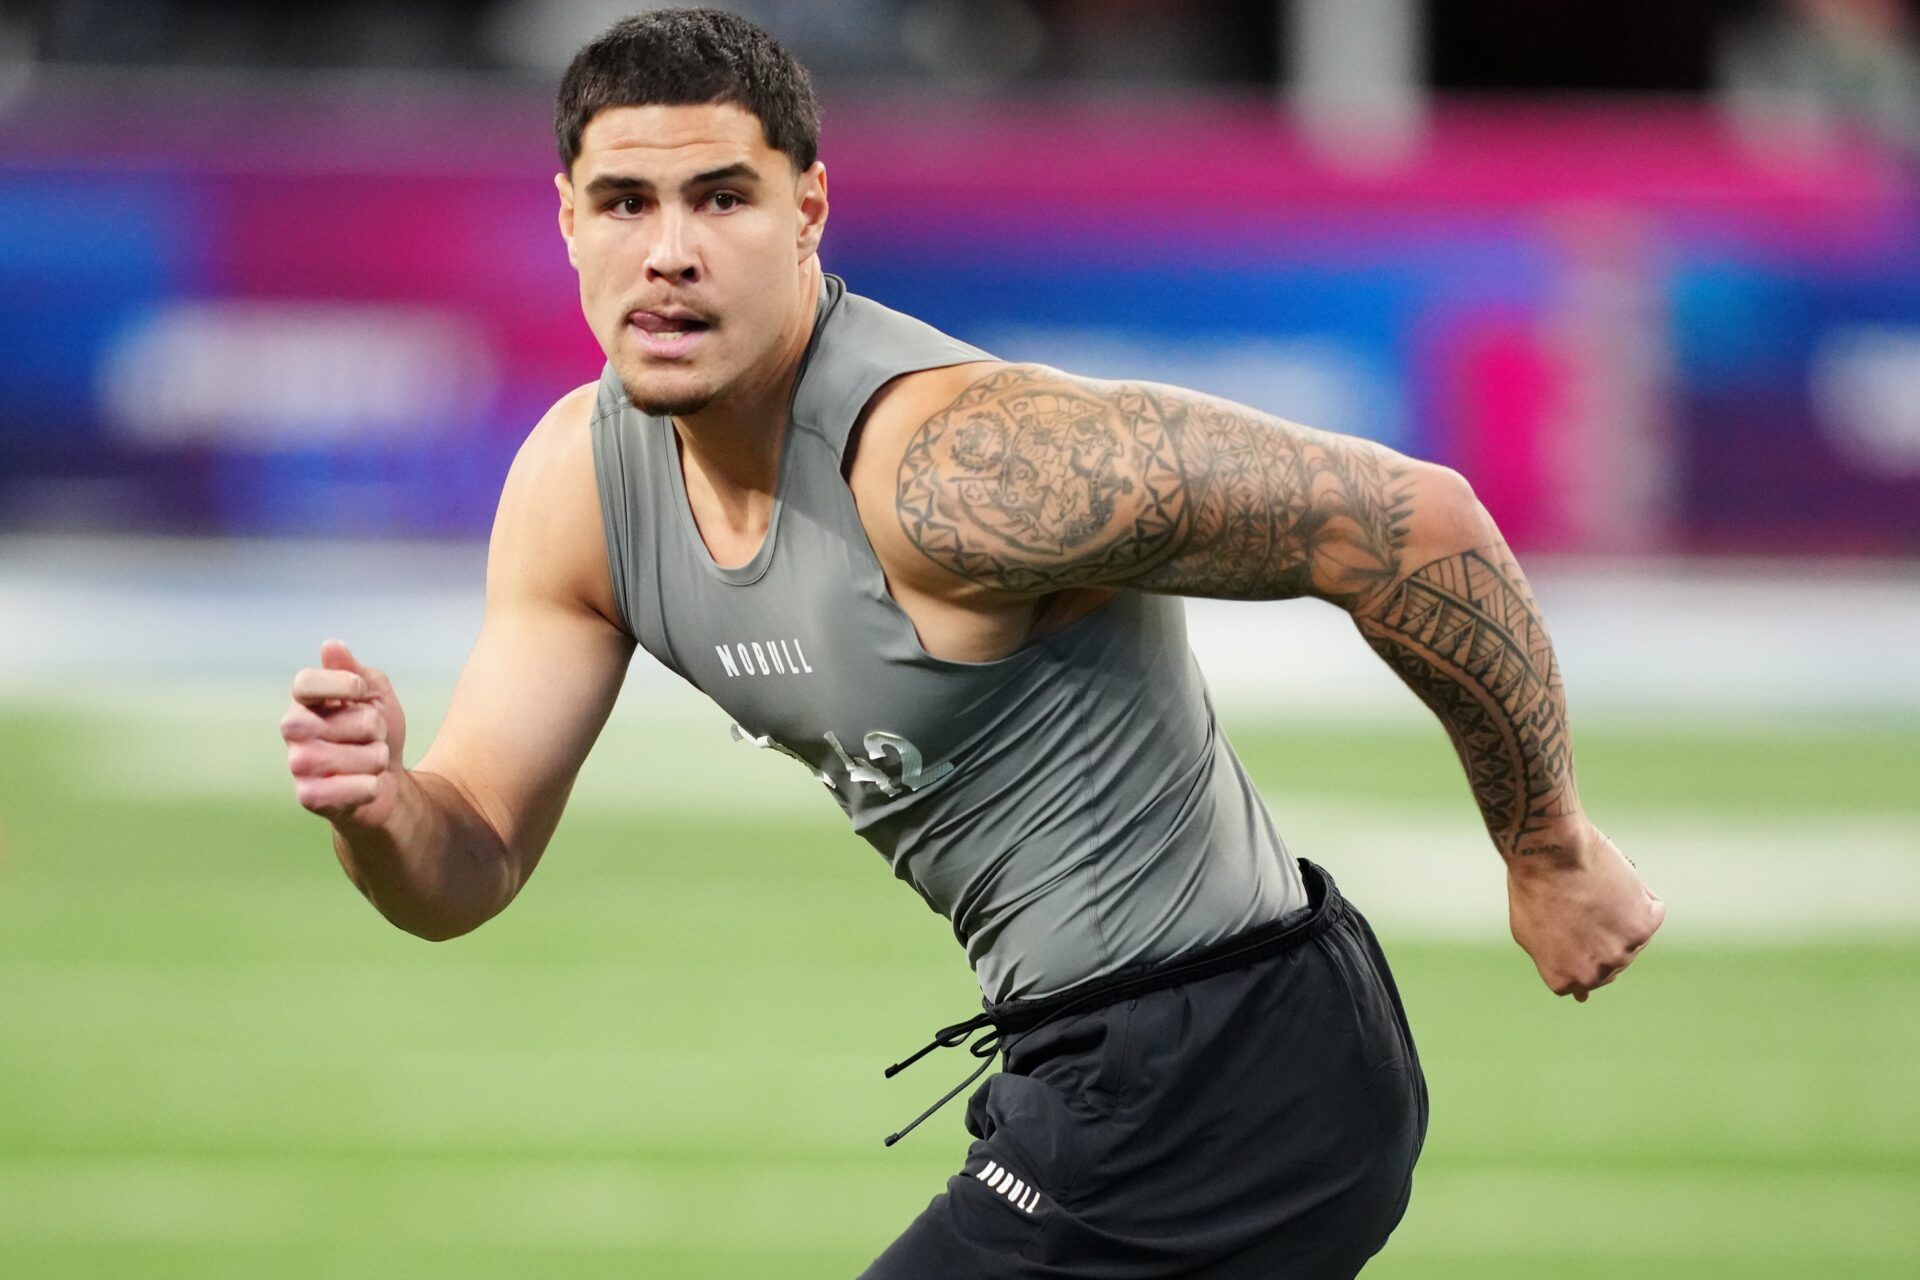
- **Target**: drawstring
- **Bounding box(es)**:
[881,1012,1003,1147]
[877,902,1334,1145]
[877,864,1340,1149]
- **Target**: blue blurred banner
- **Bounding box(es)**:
[2,89,1917,552]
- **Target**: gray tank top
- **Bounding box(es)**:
[590,273,1307,1001]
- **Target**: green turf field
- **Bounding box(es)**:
[1,699,1915,1278]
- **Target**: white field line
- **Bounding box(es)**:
[3,537,1918,719]
[24,694,1920,940]
[1284,807,1920,942]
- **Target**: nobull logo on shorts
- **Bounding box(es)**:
[975,1159,1041,1215]
[715,637,815,678]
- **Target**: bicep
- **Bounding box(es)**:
[414,386,633,871]
[892,364,1445,606]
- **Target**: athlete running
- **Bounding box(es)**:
[279,10,1664,1276]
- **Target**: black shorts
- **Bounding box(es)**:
[861,859,1428,1279]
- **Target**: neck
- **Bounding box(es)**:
[671,263,823,498]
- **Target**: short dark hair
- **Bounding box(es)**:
[554,8,821,174]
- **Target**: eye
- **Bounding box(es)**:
[707,191,743,212]
[609,196,647,217]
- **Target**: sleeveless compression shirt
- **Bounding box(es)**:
[589,273,1307,1001]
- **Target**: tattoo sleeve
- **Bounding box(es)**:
[1354,544,1580,858]
[895,365,1413,603]
[896,364,1583,858]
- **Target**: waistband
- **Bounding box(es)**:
[987,857,1340,1032]
[880,858,1342,1146]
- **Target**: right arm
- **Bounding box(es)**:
[280,384,634,940]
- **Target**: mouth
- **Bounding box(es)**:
[626,308,712,360]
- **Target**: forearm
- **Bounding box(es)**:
[1127,391,1591,860]
[1349,494,1585,863]
[331,768,519,941]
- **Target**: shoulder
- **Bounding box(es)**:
[858,360,1154,468]
[508,381,601,483]
[488,382,623,629]
[851,360,1186,595]
[859,358,1011,444]
[844,359,1005,591]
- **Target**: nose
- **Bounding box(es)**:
[644,206,700,285]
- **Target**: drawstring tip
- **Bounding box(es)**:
[880,1035,1001,1149]
[885,1012,989,1081]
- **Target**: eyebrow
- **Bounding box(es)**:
[582,163,762,199]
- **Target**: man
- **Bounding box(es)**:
[280,9,1663,1276]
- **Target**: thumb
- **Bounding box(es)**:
[320,638,362,674]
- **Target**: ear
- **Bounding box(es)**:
[555,171,579,268]
[795,160,828,262]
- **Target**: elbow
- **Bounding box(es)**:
[374,897,495,943]
[396,907,492,942]
[1414,461,1499,552]
[408,921,473,943]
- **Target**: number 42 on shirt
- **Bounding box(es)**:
[730,723,954,797]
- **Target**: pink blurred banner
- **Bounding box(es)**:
[2,90,1916,551]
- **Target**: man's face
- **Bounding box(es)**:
[557,102,827,417]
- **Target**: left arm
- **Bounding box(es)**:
[891,363,1663,999]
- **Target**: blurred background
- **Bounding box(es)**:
[0,1,1915,1276]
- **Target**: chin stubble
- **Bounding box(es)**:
[619,362,717,417]
[628,386,718,417]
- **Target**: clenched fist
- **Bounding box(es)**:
[1508,824,1665,1002]
[281,639,409,828]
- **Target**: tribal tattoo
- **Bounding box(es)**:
[895,366,1414,602]
[1355,545,1579,857]
[895,364,1582,856]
